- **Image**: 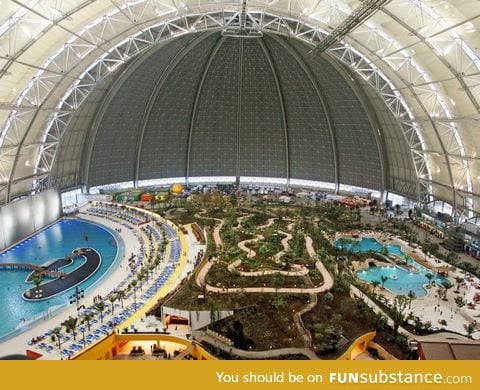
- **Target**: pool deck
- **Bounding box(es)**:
[337,230,480,339]
[23,248,101,301]
[0,205,201,359]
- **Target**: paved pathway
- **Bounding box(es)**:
[194,211,224,248]
[195,228,334,294]
[274,223,294,261]
[339,225,480,339]
[193,212,335,352]
[192,330,319,360]
[229,221,306,276]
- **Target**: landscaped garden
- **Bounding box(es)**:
[147,189,479,359]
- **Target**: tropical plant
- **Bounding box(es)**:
[137,272,146,291]
[436,287,446,304]
[108,293,117,315]
[379,246,389,256]
[270,294,287,309]
[323,292,334,306]
[116,290,126,309]
[51,327,63,350]
[454,296,466,312]
[407,290,416,308]
[380,275,389,289]
[425,273,434,286]
[455,277,464,293]
[61,316,78,341]
[94,301,106,323]
[31,271,43,292]
[82,312,94,331]
[390,295,410,333]
[441,280,453,300]
[130,280,138,305]
[311,314,343,354]
[370,280,381,293]
[464,323,476,339]
[374,314,388,331]
[336,237,354,252]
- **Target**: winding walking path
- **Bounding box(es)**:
[193,211,334,355]
[236,217,276,259]
[194,211,224,248]
[194,213,334,294]
[229,222,308,277]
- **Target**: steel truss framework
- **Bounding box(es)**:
[0,1,478,218]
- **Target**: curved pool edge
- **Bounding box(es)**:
[0,218,125,344]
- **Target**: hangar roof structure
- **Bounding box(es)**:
[0,0,479,218]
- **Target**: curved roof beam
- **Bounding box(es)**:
[312,0,392,54]
[185,36,226,182]
[134,32,215,186]
[269,33,339,192]
[25,11,430,204]
[0,1,477,214]
[343,22,473,217]
[257,38,290,183]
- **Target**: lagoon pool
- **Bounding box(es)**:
[334,236,448,297]
[0,218,123,341]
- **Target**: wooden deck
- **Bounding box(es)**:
[0,263,66,278]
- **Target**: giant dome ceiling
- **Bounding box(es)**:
[0,1,479,216]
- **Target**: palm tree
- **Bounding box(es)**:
[425,273,434,286]
[94,301,106,323]
[108,293,117,315]
[62,316,78,341]
[436,287,445,304]
[137,272,146,291]
[441,281,453,300]
[455,277,464,293]
[380,245,389,256]
[454,296,466,313]
[79,326,86,347]
[390,295,410,333]
[51,327,63,350]
[148,263,156,278]
[464,323,476,339]
[380,275,389,289]
[407,290,416,308]
[116,290,126,309]
[159,241,167,257]
[82,312,94,331]
[370,280,381,293]
[142,266,150,282]
[130,280,138,305]
[31,271,43,292]
[153,258,161,273]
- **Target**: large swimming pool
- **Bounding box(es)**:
[334,237,448,297]
[0,218,123,341]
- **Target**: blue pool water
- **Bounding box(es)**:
[334,237,448,297]
[0,218,123,341]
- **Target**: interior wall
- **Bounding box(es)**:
[0,189,61,251]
